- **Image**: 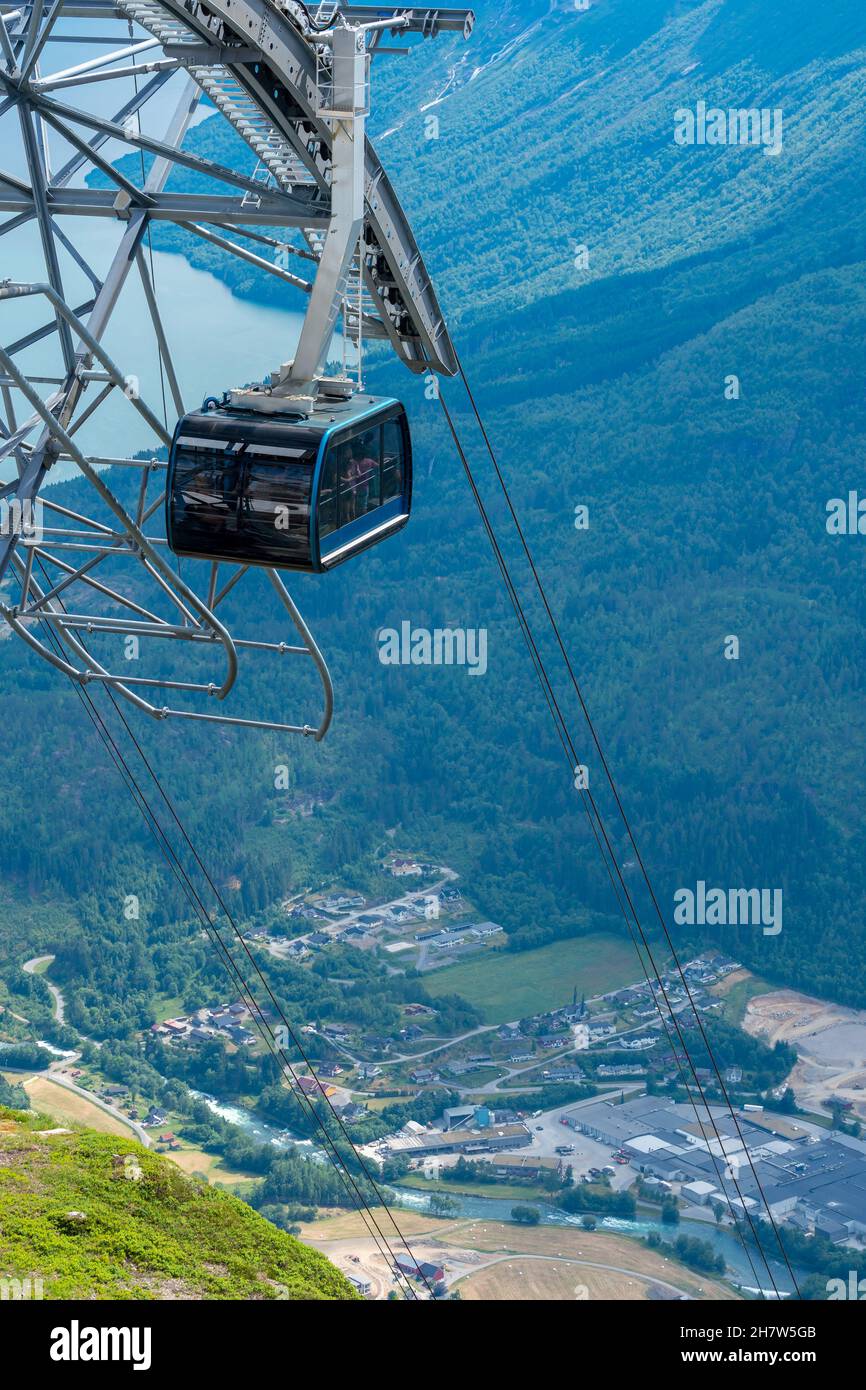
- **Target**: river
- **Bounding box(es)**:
[391,1186,800,1298]
[190,1089,322,1158]
[188,1088,797,1296]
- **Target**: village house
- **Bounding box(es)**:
[394,1256,444,1285]
[410,1067,437,1085]
[468,922,503,938]
[399,1025,425,1042]
[385,906,415,924]
[160,1019,189,1036]
[306,931,332,948]
[296,1076,337,1098]
[225,1024,256,1047]
[588,1025,615,1040]
[323,893,365,911]
[390,859,423,877]
[335,1102,368,1123]
[418,927,446,942]
[411,896,441,920]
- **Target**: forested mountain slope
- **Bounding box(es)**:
[2,0,866,1011]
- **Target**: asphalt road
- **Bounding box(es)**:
[3,1064,151,1146]
[22,954,65,1024]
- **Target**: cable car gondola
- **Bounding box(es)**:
[166,395,412,573]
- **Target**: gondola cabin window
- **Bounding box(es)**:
[167,399,411,574]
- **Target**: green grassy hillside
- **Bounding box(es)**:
[0,1108,358,1300]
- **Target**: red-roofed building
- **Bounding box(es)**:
[296,1076,337,1098]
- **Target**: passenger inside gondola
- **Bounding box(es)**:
[350,433,379,516]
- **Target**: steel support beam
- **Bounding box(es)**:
[16,101,75,370]
[0,186,329,224]
[22,85,330,205]
[286,27,366,389]
[135,243,184,417]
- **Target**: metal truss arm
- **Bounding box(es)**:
[0,285,240,701]
[16,84,330,207]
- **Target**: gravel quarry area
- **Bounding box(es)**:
[743,990,866,1122]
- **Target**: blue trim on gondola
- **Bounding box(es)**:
[165,395,410,574]
[311,396,402,567]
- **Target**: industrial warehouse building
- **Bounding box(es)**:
[562,1095,866,1244]
[382,1122,532,1159]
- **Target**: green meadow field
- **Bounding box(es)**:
[423,934,641,1023]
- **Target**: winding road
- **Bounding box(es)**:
[22,955,65,1024]
[14,957,146,1141]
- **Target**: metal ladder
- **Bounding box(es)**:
[343,248,387,340]
[194,67,317,192]
[118,1,392,351]
[119,0,315,193]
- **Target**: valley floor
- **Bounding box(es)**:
[1,1070,142,1141]
[422,934,643,1022]
[298,1211,739,1302]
